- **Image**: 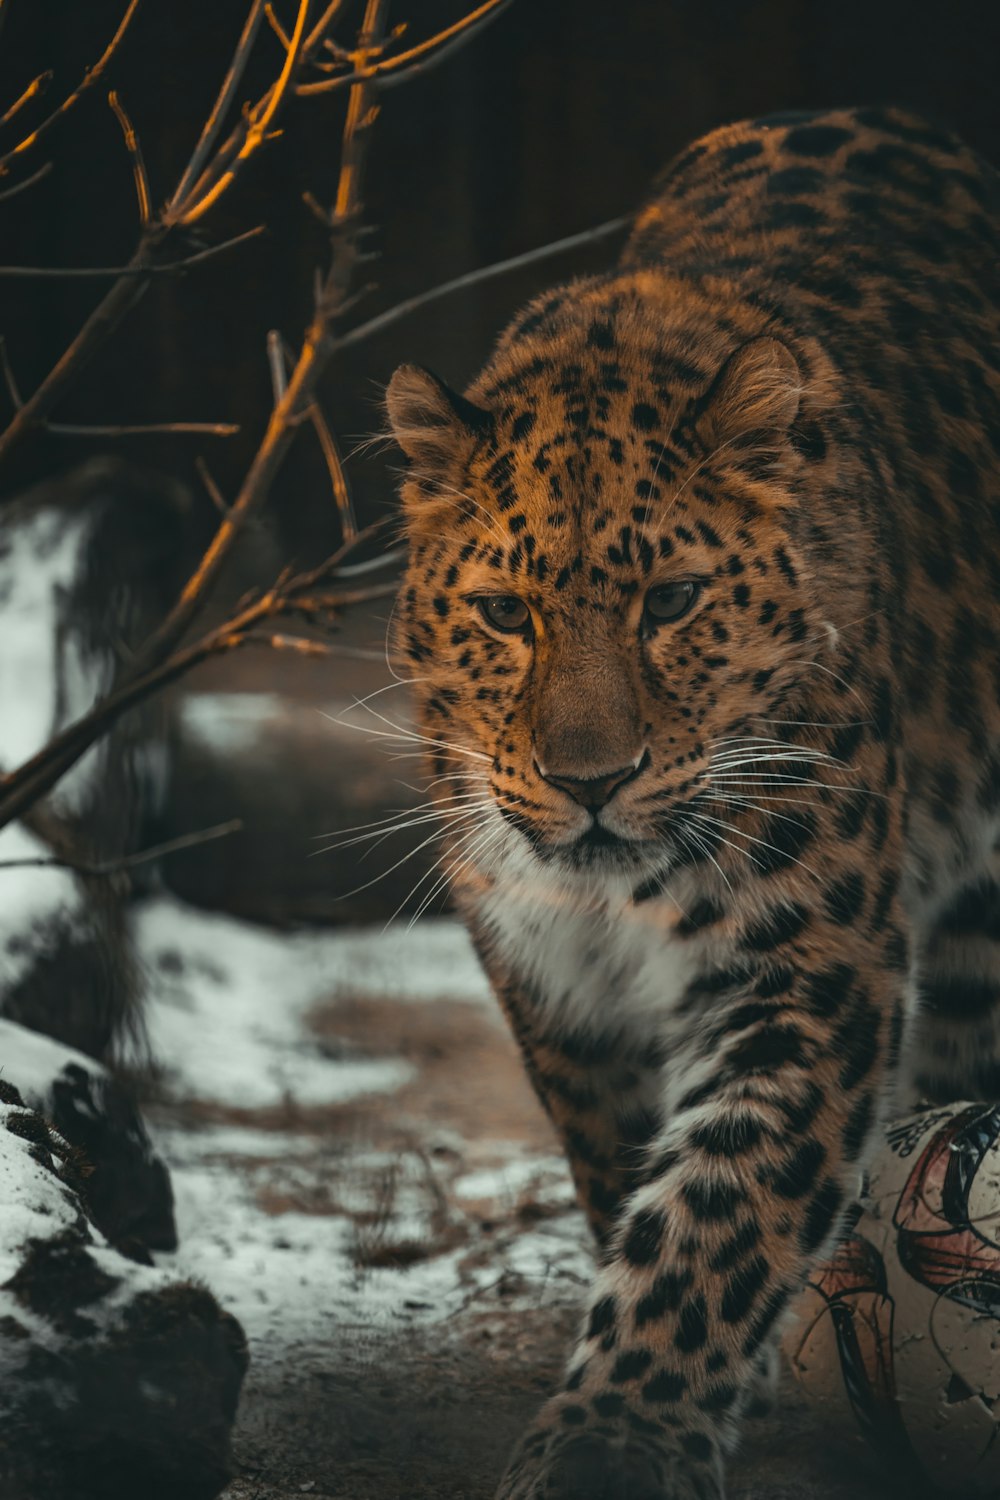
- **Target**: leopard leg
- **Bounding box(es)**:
[490,968,664,1247]
[495,908,910,1500]
[904,865,1000,1105]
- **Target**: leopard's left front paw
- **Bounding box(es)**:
[496,1396,725,1500]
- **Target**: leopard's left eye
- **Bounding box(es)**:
[643,581,700,626]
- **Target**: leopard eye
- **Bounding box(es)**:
[643,580,700,626]
[477,595,531,634]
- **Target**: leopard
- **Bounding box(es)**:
[384,105,1000,1499]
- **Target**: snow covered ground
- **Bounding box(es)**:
[136,898,593,1498]
[133,898,892,1500]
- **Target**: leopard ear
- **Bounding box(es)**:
[701,336,802,450]
[385,364,491,471]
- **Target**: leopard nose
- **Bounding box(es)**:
[536,750,649,811]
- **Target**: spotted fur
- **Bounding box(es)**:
[386,106,1000,1498]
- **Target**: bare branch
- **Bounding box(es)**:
[297,0,512,96]
[195,456,231,516]
[167,0,268,211]
[177,0,311,227]
[264,2,292,50]
[0,0,143,175]
[0,560,397,832]
[377,0,513,89]
[330,0,388,232]
[266,328,287,403]
[238,631,340,656]
[0,336,22,409]
[0,70,52,130]
[107,89,151,227]
[47,420,239,437]
[302,189,331,227]
[121,0,390,686]
[324,545,406,580]
[337,213,631,351]
[277,333,356,538]
[0,819,243,876]
[0,160,52,203]
[304,0,351,55]
[0,224,266,279]
[308,399,356,538]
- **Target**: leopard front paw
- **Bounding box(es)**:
[495,1397,724,1500]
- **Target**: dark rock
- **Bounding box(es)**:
[0,1098,246,1500]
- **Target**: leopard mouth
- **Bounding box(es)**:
[559,819,654,873]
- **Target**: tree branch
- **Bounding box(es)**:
[0,70,53,130]
[0,224,266,278]
[47,420,238,437]
[0,159,52,203]
[0,563,398,834]
[0,819,243,876]
[0,0,143,176]
[296,0,512,95]
[167,0,268,211]
[336,213,631,351]
[175,0,311,227]
[107,89,151,227]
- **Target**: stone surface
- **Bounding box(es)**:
[0,1080,246,1500]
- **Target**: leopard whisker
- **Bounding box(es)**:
[313,799,492,859]
[690,809,821,883]
[398,816,506,930]
[681,809,767,875]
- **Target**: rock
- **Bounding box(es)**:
[0,1018,177,1257]
[0,1081,246,1500]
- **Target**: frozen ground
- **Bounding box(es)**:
[137,898,890,1500]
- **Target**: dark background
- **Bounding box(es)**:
[1,0,997,575]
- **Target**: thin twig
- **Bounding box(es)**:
[0,0,143,175]
[297,0,512,95]
[0,573,397,833]
[279,334,356,538]
[337,213,631,350]
[195,456,230,515]
[302,189,331,226]
[178,0,311,227]
[308,400,356,537]
[0,160,52,203]
[124,0,389,683]
[0,518,396,831]
[304,0,351,55]
[0,819,243,875]
[264,2,292,50]
[168,0,268,211]
[107,89,151,227]
[0,336,22,408]
[0,70,53,130]
[266,329,287,402]
[239,631,340,655]
[0,224,266,278]
[47,419,238,437]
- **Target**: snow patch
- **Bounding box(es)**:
[179,692,287,755]
[0,823,86,992]
[136,899,490,1108]
[0,1017,99,1103]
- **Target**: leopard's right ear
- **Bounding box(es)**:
[385,364,491,472]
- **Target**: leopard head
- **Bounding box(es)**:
[387,282,853,890]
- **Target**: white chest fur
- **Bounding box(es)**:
[473,868,703,1046]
